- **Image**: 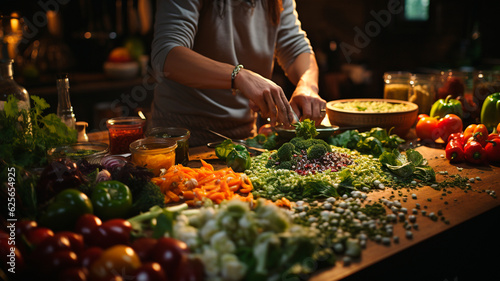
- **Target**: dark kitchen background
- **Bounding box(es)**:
[1,0,499,131]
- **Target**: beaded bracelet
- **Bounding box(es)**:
[231,64,244,95]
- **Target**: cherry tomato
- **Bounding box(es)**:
[80,247,104,268]
[89,245,142,281]
[15,220,38,237]
[89,219,132,249]
[30,235,72,262]
[150,237,189,281]
[177,257,205,281]
[132,262,167,281]
[25,227,54,248]
[131,237,158,262]
[75,214,102,244]
[437,114,463,143]
[54,232,85,254]
[416,116,440,142]
[58,267,89,281]
[39,250,79,276]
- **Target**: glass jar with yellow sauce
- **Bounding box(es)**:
[409,74,436,115]
[129,138,177,176]
[383,71,411,101]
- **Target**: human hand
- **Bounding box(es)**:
[289,83,327,126]
[235,69,295,126]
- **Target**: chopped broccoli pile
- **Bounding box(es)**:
[307,144,328,160]
[130,181,166,215]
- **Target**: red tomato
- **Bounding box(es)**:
[30,235,72,262]
[75,214,102,244]
[25,227,54,248]
[39,250,79,276]
[416,116,440,142]
[15,220,38,237]
[89,219,132,249]
[150,238,189,281]
[417,114,429,121]
[80,247,103,268]
[177,257,205,281]
[58,267,89,281]
[131,237,158,262]
[437,114,463,143]
[55,232,85,254]
[132,262,168,281]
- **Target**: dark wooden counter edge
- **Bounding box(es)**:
[88,132,500,280]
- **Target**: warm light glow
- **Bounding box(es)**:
[10,13,20,32]
[84,32,92,39]
[478,73,484,79]
[138,111,146,120]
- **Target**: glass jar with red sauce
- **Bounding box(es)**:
[106,117,146,155]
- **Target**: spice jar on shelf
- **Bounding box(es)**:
[383,71,411,101]
[409,74,436,115]
[106,116,146,155]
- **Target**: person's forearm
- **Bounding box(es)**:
[162,46,234,89]
[285,52,319,93]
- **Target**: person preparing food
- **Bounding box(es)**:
[150,0,326,146]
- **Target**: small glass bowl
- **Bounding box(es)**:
[106,117,146,155]
[145,127,190,165]
[48,142,109,163]
[129,138,177,176]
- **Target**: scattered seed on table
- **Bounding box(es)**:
[343,256,352,265]
[406,230,413,239]
[382,237,391,245]
[393,236,400,243]
[413,223,419,230]
[469,178,475,183]
[411,194,417,199]
[476,176,481,181]
[409,215,417,223]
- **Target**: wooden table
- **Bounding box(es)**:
[89,132,500,280]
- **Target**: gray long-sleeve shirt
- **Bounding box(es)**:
[151,0,312,127]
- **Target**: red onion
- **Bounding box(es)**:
[100,155,127,170]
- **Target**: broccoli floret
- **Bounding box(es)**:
[276,160,294,170]
[265,153,278,168]
[307,144,328,160]
[277,142,295,161]
[295,119,318,139]
[131,181,166,215]
[311,139,332,153]
[290,137,314,153]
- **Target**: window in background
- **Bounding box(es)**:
[404,0,430,21]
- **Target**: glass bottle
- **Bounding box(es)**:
[0,59,30,110]
[383,71,411,101]
[56,73,76,129]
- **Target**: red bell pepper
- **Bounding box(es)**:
[464,139,486,165]
[463,124,488,147]
[487,133,499,141]
[447,132,464,146]
[445,139,465,163]
[485,138,500,163]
